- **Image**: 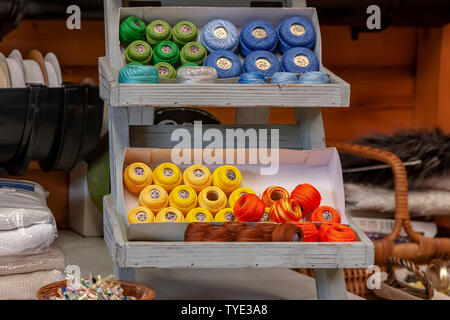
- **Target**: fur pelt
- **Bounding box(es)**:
[340,129,450,189]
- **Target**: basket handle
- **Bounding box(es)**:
[385,257,433,299]
[332,142,420,241]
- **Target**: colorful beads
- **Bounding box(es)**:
[228,187,255,208]
[123,162,153,193]
[186,207,214,222]
[153,163,182,192]
[198,186,227,215]
[182,164,212,193]
[156,207,185,222]
[168,185,198,215]
[212,165,242,195]
[269,198,302,223]
[233,193,265,222]
[261,186,289,208]
[127,206,155,224]
[138,185,168,212]
[311,206,341,224]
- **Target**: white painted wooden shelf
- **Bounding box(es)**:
[99,57,350,108]
[101,0,373,300]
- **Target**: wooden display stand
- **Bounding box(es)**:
[101,0,373,300]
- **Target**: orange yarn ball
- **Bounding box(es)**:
[233,193,265,222]
[295,223,319,242]
[310,206,340,223]
[291,183,321,214]
[261,186,290,208]
[318,223,357,242]
[269,198,302,223]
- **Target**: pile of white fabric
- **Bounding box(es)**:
[0,179,65,300]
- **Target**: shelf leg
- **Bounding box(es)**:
[314,268,348,300]
[113,263,136,282]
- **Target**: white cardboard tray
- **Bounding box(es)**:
[122,147,347,241]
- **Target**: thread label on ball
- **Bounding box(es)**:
[154,24,165,33]
[135,45,146,54]
[225,212,236,221]
[252,28,267,39]
[217,58,232,70]
[161,46,172,54]
[255,58,271,70]
[150,189,161,199]
[165,212,177,221]
[163,168,174,177]
[294,55,310,67]
[290,24,306,36]
[261,212,270,222]
[189,45,200,54]
[181,25,192,34]
[226,170,236,180]
[158,66,169,75]
[193,169,204,178]
[195,213,207,222]
[133,167,145,176]
[322,211,333,221]
[214,27,228,39]
[179,190,190,199]
[135,211,148,222]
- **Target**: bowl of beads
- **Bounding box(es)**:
[36,274,155,300]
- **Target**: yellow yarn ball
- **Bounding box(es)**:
[182,164,212,193]
[198,186,227,215]
[215,208,237,222]
[228,187,256,208]
[153,162,182,192]
[155,207,185,222]
[138,185,168,212]
[186,207,214,222]
[212,165,242,195]
[123,162,153,193]
[169,185,198,215]
[127,206,155,224]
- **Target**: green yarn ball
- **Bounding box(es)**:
[180,42,207,65]
[125,40,152,65]
[172,21,198,47]
[153,40,180,66]
[146,20,172,47]
[120,16,146,46]
[155,62,177,79]
[180,62,198,68]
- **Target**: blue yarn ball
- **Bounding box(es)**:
[118,65,159,84]
[203,50,242,78]
[200,19,239,52]
[278,16,316,53]
[281,47,319,73]
[243,50,281,77]
[240,20,278,56]
[239,72,267,84]
[297,71,330,84]
[271,72,298,84]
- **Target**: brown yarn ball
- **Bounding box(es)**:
[202,225,233,242]
[184,222,210,241]
[255,223,278,241]
[222,222,246,240]
[235,226,265,242]
[271,224,304,242]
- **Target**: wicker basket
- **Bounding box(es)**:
[37,280,155,300]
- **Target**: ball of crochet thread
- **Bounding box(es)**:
[281,47,319,74]
[201,19,239,52]
[203,50,242,78]
[240,19,278,56]
[243,50,281,77]
[120,16,146,46]
[118,65,159,84]
[278,16,316,52]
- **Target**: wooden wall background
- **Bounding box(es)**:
[0,20,449,229]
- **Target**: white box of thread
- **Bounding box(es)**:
[99,6,350,107]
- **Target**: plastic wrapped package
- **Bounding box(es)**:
[0,270,65,300]
[0,179,62,299]
[0,179,57,256]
